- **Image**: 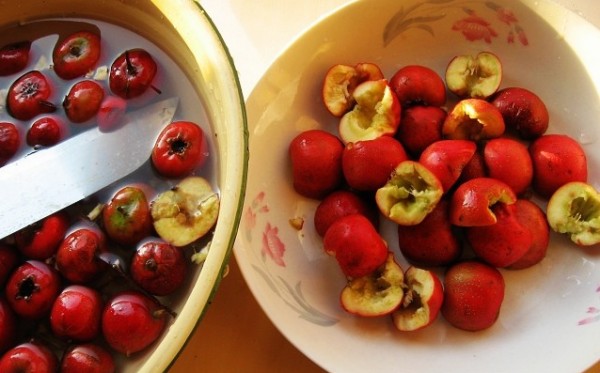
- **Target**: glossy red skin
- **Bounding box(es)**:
[0,342,58,373]
[289,129,344,199]
[313,189,379,237]
[0,122,20,166]
[97,95,127,132]
[5,260,61,319]
[53,31,101,80]
[14,212,70,260]
[389,65,446,108]
[484,137,533,195]
[130,241,188,296]
[341,136,408,191]
[466,203,532,268]
[6,70,56,120]
[101,291,167,355]
[490,87,549,139]
[449,177,516,227]
[55,228,107,284]
[102,186,152,246]
[109,48,157,99]
[323,214,388,278]
[396,105,446,155]
[458,149,486,183]
[529,134,587,199]
[26,116,63,148]
[151,121,208,179]
[0,297,17,354]
[508,199,550,269]
[50,285,103,341]
[0,41,31,76]
[398,199,462,267]
[60,343,115,373]
[63,80,105,123]
[0,244,18,287]
[441,261,505,331]
[419,139,477,192]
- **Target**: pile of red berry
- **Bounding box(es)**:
[288,52,596,333]
[0,23,217,372]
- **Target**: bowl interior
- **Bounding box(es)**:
[0,1,247,372]
[237,0,600,372]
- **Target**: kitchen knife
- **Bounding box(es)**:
[0,96,179,239]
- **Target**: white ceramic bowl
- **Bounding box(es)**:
[237,0,600,372]
[0,1,247,372]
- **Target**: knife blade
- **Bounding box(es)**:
[0,97,179,239]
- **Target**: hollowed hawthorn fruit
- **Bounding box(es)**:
[5,260,61,319]
[151,176,219,247]
[442,98,505,141]
[338,79,401,144]
[289,129,344,199]
[322,62,384,117]
[419,139,477,193]
[490,87,549,139]
[450,177,516,227]
[392,266,444,331]
[445,51,502,99]
[342,136,408,191]
[375,160,443,226]
[483,137,533,196]
[313,190,379,237]
[546,181,600,246]
[389,65,446,108]
[466,203,533,268]
[323,214,388,279]
[529,134,587,199]
[397,199,462,267]
[441,260,505,331]
[508,199,550,269]
[340,253,404,317]
[396,105,446,156]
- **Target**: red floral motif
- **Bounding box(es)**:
[244,191,270,231]
[262,223,286,267]
[452,14,498,43]
[494,7,518,25]
[578,286,600,325]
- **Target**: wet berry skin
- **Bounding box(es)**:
[50,285,103,342]
[130,241,188,296]
[55,227,108,284]
[60,343,115,373]
[101,291,167,356]
[5,260,61,319]
[0,341,58,373]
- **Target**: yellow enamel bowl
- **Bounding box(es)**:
[0,1,247,372]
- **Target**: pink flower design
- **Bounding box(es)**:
[244,191,270,235]
[452,14,498,43]
[495,8,518,25]
[515,25,529,46]
[262,223,286,267]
